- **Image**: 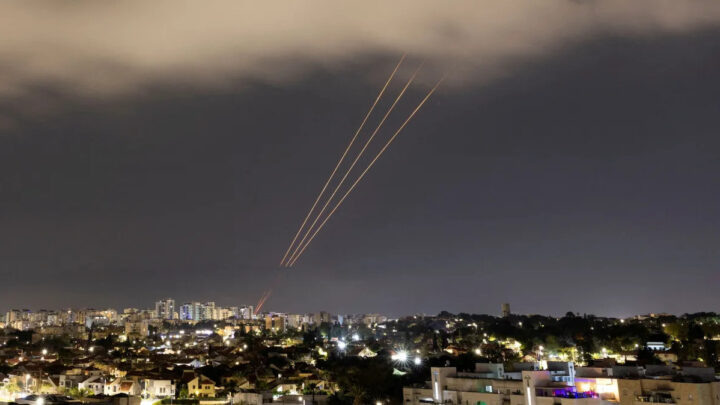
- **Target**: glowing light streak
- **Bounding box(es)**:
[286,76,444,266]
[285,62,422,267]
[279,54,406,266]
[255,290,271,312]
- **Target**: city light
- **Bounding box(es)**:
[392,350,408,362]
[0,301,715,405]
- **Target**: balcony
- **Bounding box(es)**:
[635,394,675,404]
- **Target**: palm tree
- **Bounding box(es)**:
[349,384,365,405]
[307,382,318,405]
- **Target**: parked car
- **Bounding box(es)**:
[15,394,80,405]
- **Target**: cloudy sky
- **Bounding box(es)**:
[1,1,719,316]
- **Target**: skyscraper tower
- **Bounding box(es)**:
[155,298,175,320]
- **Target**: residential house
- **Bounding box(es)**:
[105,377,142,396]
[78,375,105,395]
[142,379,175,398]
[188,375,216,398]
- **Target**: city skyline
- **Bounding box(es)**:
[0,298,709,321]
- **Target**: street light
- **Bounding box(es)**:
[391,350,408,362]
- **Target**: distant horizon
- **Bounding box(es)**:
[3,302,717,320]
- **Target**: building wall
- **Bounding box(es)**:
[402,387,434,404]
[408,366,720,405]
[617,378,720,405]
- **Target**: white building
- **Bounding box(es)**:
[142,379,175,398]
[104,378,142,396]
[78,375,106,394]
[155,299,176,320]
[179,302,217,321]
[404,363,619,405]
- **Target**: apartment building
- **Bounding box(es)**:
[404,362,719,405]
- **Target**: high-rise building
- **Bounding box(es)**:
[180,302,202,320]
[239,306,254,320]
[205,302,216,320]
[155,298,176,320]
[313,311,331,325]
[265,314,286,333]
[179,302,216,321]
[5,309,21,325]
[502,303,511,318]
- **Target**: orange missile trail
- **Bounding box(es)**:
[285,64,424,267]
[286,76,445,267]
[278,54,406,267]
[255,290,270,312]
[256,290,272,313]
[254,270,285,313]
[256,290,272,312]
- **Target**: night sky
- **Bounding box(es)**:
[1,2,719,317]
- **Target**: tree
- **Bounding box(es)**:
[67,387,93,398]
[348,384,365,405]
[224,380,238,393]
[3,381,21,395]
[40,381,57,394]
[306,382,318,405]
[636,348,663,366]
